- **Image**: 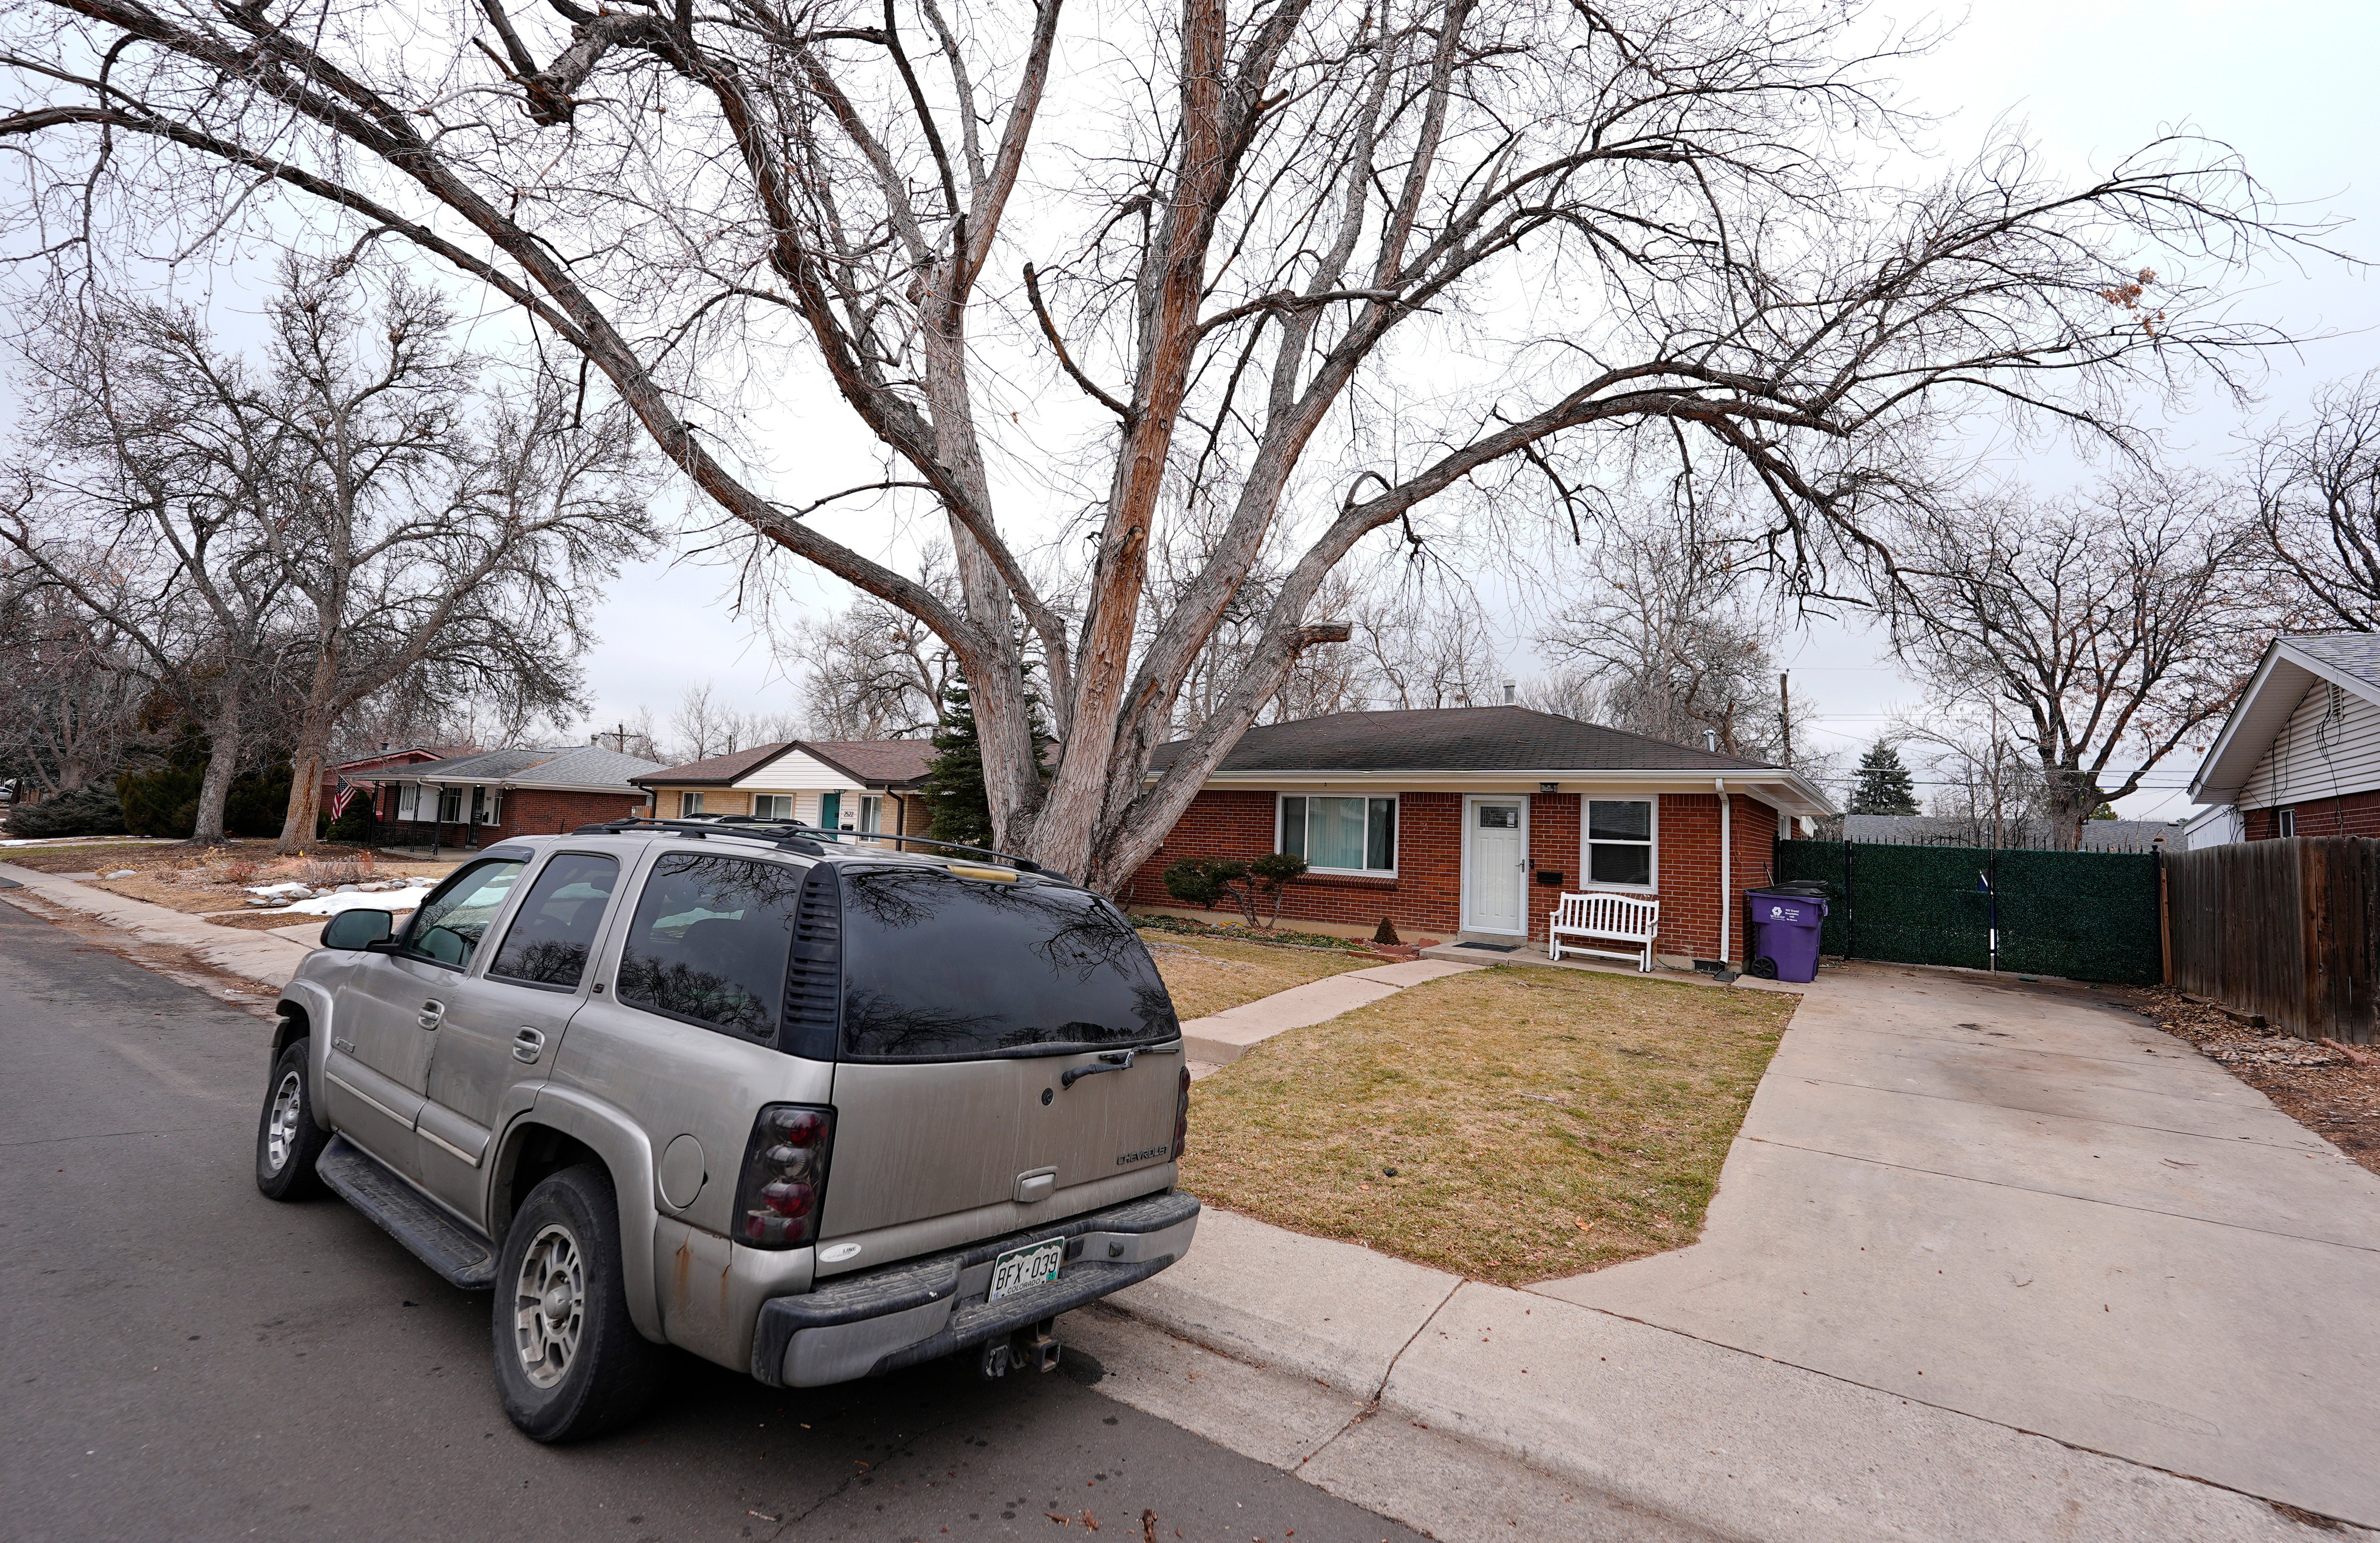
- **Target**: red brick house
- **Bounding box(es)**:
[321,746,456,821]
[1128,707,1833,966]
[359,744,664,851]
[2190,635,2380,843]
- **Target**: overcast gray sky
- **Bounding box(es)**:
[568,0,2379,816]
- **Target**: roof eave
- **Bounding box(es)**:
[1161,764,1835,817]
[2186,638,2380,804]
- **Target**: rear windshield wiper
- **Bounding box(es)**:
[1060,1049,1138,1089]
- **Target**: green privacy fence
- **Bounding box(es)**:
[1771,840,2163,986]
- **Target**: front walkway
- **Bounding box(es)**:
[1533,961,2380,1526]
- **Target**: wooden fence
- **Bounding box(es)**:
[2164,837,2380,1044]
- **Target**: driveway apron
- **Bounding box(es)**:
[1532,961,2380,1527]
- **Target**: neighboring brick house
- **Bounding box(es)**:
[321,746,457,822]
[1128,706,1832,967]
[360,744,665,851]
[633,740,934,836]
[2191,635,2380,845]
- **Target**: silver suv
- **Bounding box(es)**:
[254,820,1198,1441]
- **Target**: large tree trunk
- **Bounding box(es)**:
[191,696,245,845]
[278,650,344,854]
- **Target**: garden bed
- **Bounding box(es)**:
[0,840,455,916]
[1179,963,1797,1285]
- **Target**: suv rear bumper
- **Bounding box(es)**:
[750,1189,1200,1388]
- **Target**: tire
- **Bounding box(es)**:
[255,1038,331,1201]
[492,1165,668,1442]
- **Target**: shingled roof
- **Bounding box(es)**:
[636,742,794,786]
[365,745,664,794]
[635,739,934,789]
[800,739,934,787]
[1148,706,1780,775]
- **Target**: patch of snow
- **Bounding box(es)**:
[275,881,434,918]
[104,869,137,878]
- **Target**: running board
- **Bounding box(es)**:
[316,1136,498,1289]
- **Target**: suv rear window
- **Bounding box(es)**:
[837,866,1178,1061]
[616,853,802,1043]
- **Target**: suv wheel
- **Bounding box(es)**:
[492,1166,667,1442]
[254,1038,330,1201]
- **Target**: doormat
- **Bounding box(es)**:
[1456,940,1518,952]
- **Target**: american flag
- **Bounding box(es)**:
[331,779,359,819]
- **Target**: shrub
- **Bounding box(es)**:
[326,802,377,846]
[6,785,129,838]
[1161,852,1308,929]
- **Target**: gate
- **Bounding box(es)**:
[1771,840,2163,987]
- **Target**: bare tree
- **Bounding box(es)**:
[0,0,2310,887]
[1883,473,2266,848]
[788,553,958,739]
[250,263,659,850]
[1346,580,1501,711]
[0,566,151,795]
[1537,507,1786,758]
[2256,372,2380,629]
[668,682,738,761]
[2,314,293,842]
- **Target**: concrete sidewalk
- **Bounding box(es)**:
[0,862,315,989]
[1179,956,1480,1063]
[1113,960,2380,1538]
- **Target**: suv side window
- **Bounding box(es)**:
[486,853,621,989]
[615,853,803,1044]
[400,857,526,969]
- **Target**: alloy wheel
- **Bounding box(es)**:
[264,1070,304,1174]
[512,1224,586,1389]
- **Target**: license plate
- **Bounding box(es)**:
[987,1238,1064,1302]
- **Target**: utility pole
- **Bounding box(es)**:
[1779,671,1792,765]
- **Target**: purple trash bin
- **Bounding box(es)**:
[1746,889,1828,982]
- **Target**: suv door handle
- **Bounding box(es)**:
[512,1027,546,1064]
[416,999,446,1031]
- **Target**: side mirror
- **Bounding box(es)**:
[320,908,395,951]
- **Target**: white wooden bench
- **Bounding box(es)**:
[1547,891,1660,972]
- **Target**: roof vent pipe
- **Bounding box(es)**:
[1704,729,1719,753]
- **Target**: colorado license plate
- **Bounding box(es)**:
[987,1238,1064,1302]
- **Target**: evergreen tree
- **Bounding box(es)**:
[920,672,1049,852]
[1847,740,1920,816]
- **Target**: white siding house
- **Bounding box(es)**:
[2191,635,2380,840]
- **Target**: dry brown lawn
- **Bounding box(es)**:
[1149,933,1379,1021]
[2,840,456,915]
[1179,963,1797,1285]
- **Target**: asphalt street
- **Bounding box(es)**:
[0,900,1425,1543]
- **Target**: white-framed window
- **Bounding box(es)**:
[437,787,464,824]
[679,790,704,817]
[1584,799,1656,889]
[1279,794,1396,874]
[753,794,794,820]
[2277,807,2296,838]
[396,784,421,821]
[858,795,884,833]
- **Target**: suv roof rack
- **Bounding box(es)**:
[566,816,1071,882]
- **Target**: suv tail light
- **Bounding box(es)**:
[733,1103,835,1249]
[1173,1066,1190,1162]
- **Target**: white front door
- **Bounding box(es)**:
[1463,797,1529,935]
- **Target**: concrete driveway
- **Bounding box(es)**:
[1533,961,2380,1527]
